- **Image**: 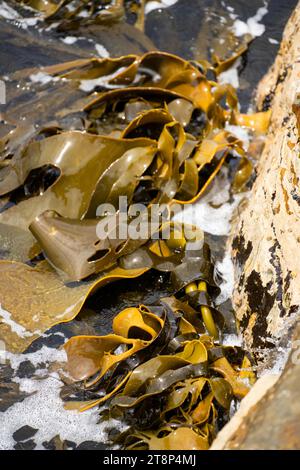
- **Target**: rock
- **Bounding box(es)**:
[13,439,37,450]
[75,440,107,450]
[231,1,300,362]
[13,425,38,442]
[0,380,31,412]
[16,360,36,379]
[224,1,300,449]
[42,435,76,450]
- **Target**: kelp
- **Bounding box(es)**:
[232,110,271,134]
[15,1,162,31]
[0,132,157,231]
[128,428,210,451]
[0,51,265,283]
[63,278,254,450]
[65,305,164,385]
[0,223,40,262]
[40,51,234,115]
[0,259,148,352]
[0,93,252,281]
[16,1,125,24]
[0,220,203,352]
[0,46,267,448]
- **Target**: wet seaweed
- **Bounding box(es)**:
[0,36,269,448]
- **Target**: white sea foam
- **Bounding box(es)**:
[145,0,178,15]
[225,124,250,150]
[0,1,39,29]
[259,345,290,376]
[232,5,268,38]
[0,1,19,20]
[218,58,241,89]
[95,44,110,58]
[222,333,243,347]
[79,67,127,92]
[215,251,235,305]
[0,304,41,338]
[20,17,39,28]
[62,36,78,45]
[6,345,67,370]
[0,343,126,449]
[173,170,244,236]
[0,373,123,450]
[29,72,58,85]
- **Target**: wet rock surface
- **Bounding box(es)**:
[231,1,300,362]
[226,1,300,449]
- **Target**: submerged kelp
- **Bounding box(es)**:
[0,49,270,353]
[15,0,153,29]
[11,1,193,39]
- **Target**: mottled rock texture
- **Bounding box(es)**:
[221,2,300,450]
[231,2,300,361]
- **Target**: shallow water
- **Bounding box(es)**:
[1,0,298,107]
[0,0,296,451]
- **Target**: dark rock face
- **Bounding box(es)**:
[13,439,37,450]
[0,364,31,412]
[13,425,38,442]
[75,441,107,450]
[16,361,36,379]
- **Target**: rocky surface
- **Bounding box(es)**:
[220,1,300,449]
[231,1,300,364]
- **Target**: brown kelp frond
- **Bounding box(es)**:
[0,39,267,450]
[0,50,269,358]
[15,1,180,31]
[16,0,125,24]
[63,277,255,449]
[0,221,204,352]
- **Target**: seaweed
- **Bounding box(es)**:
[63,274,255,449]
[0,42,269,448]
